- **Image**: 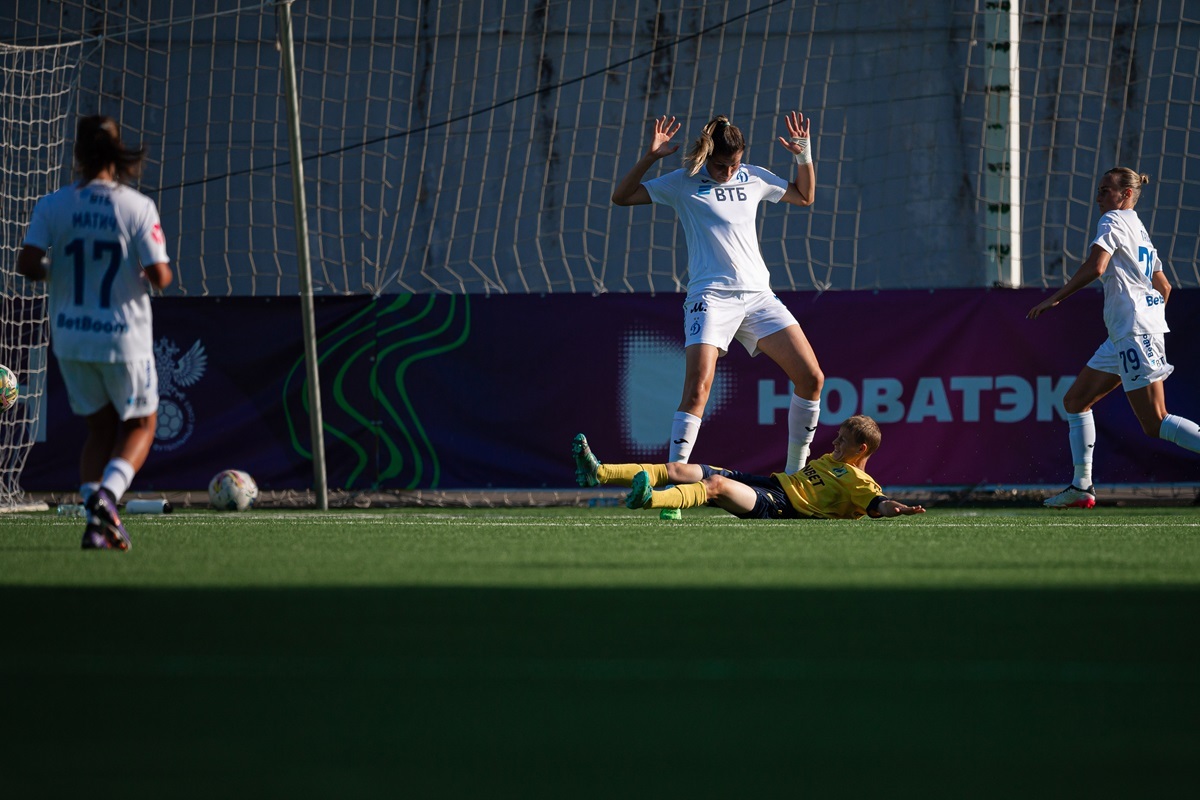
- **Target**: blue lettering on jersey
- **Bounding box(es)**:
[706,186,749,202]
[1145,294,1164,307]
[57,312,129,335]
[71,211,118,232]
[695,183,751,201]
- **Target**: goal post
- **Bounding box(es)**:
[276,0,328,511]
[981,0,1023,288]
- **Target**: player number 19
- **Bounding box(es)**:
[1118,347,1141,372]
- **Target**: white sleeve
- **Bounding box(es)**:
[643,169,680,207]
[1091,213,1120,254]
[133,199,170,266]
[22,196,51,250]
[749,165,787,203]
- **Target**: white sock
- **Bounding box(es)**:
[100,458,136,503]
[669,412,702,463]
[786,396,821,473]
[1067,410,1095,490]
[80,482,100,505]
[1160,414,1200,453]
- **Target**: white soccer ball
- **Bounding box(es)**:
[0,364,17,412]
[208,469,259,511]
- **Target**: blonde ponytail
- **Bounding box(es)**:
[683,115,745,176]
[1105,167,1150,203]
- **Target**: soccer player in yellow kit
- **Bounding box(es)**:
[573,415,924,520]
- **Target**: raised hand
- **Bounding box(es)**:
[776,110,811,157]
[646,115,682,160]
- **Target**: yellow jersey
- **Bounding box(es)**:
[773,453,884,520]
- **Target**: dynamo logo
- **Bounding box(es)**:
[152,337,207,452]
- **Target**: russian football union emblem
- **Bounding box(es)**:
[152,338,207,452]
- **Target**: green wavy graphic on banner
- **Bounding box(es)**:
[283,294,470,489]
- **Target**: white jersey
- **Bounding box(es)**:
[643,164,788,293]
[1091,208,1168,340]
[23,179,169,362]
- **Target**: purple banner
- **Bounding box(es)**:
[20,289,1199,492]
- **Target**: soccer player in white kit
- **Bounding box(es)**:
[611,112,823,506]
[17,115,173,549]
[1027,167,1200,508]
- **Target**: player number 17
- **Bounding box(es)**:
[65,237,123,309]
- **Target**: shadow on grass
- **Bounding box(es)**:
[3,586,1198,798]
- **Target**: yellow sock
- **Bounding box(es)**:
[597,463,669,486]
[647,481,707,509]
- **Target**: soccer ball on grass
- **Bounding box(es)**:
[208,469,258,511]
[0,364,17,412]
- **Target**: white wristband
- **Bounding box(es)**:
[791,136,812,165]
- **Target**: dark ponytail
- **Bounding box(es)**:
[74,115,145,182]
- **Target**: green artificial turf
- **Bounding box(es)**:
[2,506,1198,797]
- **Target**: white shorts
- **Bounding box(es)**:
[1086,333,1174,393]
[683,289,799,357]
[58,358,159,420]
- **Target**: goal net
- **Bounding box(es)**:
[0,41,79,510]
[4,0,1196,299]
[1,0,1197,504]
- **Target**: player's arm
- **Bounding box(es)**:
[612,115,680,206]
[1026,244,1111,320]
[1153,268,1171,303]
[867,496,926,518]
[143,262,173,290]
[16,245,48,281]
[776,110,815,207]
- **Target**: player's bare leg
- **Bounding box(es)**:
[757,325,824,472]
[1125,381,1168,438]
